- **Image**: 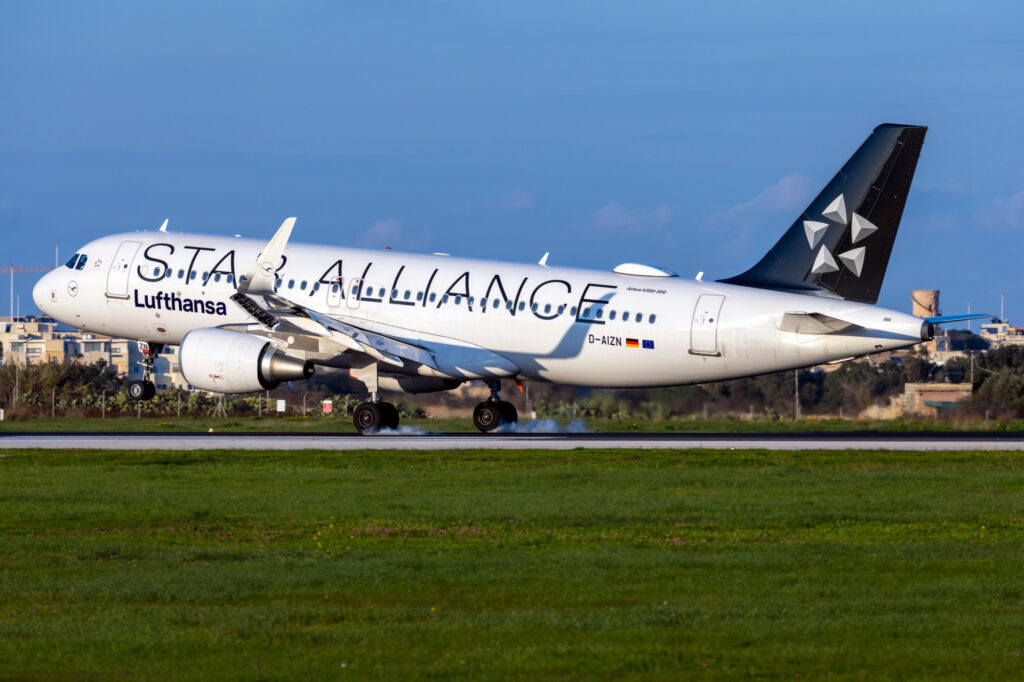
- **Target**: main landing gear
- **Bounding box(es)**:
[352,393,400,434]
[472,380,518,433]
[126,341,163,402]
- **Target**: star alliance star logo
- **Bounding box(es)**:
[803,194,878,277]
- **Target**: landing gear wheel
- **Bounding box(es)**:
[353,402,382,434]
[142,381,156,400]
[378,402,400,430]
[127,380,149,402]
[497,401,518,426]
[473,401,503,433]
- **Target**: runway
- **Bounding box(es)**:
[2,431,1023,451]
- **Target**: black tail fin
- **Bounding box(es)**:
[719,123,927,304]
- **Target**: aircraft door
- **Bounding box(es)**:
[346,277,362,309]
[327,279,343,308]
[106,240,141,299]
[689,294,725,356]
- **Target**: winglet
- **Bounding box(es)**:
[538,252,549,267]
[158,219,169,232]
[239,217,296,295]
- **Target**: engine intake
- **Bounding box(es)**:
[180,328,314,393]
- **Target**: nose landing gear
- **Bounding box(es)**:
[126,341,162,402]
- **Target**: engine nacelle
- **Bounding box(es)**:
[179,328,314,393]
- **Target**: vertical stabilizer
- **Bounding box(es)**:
[720,124,927,304]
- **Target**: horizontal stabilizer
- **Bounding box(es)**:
[778,312,859,335]
[925,314,991,325]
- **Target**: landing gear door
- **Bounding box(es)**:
[327,279,343,308]
[346,277,362,309]
[106,240,141,299]
[690,294,725,356]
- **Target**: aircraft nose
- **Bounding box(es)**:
[33,271,53,313]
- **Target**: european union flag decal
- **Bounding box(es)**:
[642,339,655,349]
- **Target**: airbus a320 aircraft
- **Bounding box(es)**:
[33,124,980,433]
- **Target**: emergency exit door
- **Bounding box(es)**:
[346,278,362,309]
[689,294,725,356]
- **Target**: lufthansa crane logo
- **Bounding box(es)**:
[803,194,878,277]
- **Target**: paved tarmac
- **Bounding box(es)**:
[2,431,1023,451]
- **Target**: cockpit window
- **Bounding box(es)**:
[64,253,88,270]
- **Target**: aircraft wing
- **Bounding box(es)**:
[229,219,437,370]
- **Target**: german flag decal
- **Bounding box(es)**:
[626,338,639,348]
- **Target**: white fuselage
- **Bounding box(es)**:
[34,230,927,388]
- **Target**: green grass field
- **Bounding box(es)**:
[3,448,1024,680]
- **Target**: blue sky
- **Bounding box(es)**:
[2,1,1024,322]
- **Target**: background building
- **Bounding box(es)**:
[0,316,186,390]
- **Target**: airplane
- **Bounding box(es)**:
[32,123,984,433]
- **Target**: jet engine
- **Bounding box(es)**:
[179,328,313,393]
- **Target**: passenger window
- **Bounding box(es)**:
[378,288,386,297]
[622,312,630,321]
[443,295,449,303]
[417,292,423,301]
[287,279,295,289]
[468,297,474,306]
[300,281,307,290]
[570,307,577,316]
[596,308,603,319]
[558,305,565,314]
[544,304,551,314]
[404,290,410,300]
[649,314,656,324]
[331,283,340,293]
[275,277,281,287]
[429,293,437,302]
[505,301,512,310]
[455,296,462,305]
[166,269,173,279]
[153,267,162,277]
[636,313,643,324]
[531,303,538,312]
[214,273,221,282]
[609,310,616,320]
[518,302,526,311]
[494,299,500,309]
[178,270,184,279]
[392,289,398,299]
[481,298,488,308]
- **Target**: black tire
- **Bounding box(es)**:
[353,402,383,434]
[473,401,502,433]
[379,402,400,430]
[142,381,157,401]
[497,401,518,425]
[127,380,147,402]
